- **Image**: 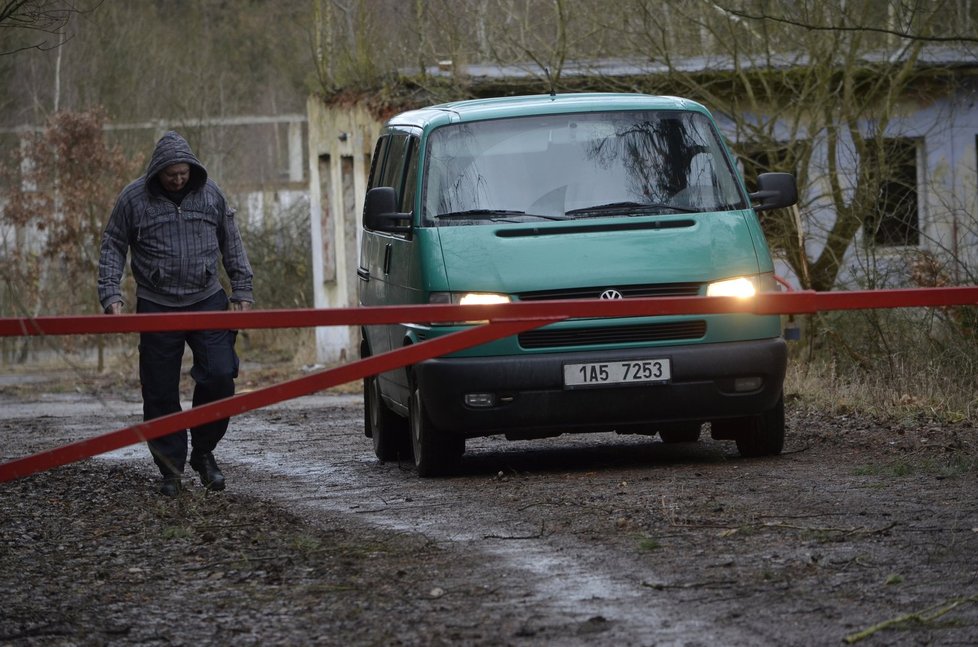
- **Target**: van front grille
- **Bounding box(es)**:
[518,320,707,349]
[517,282,702,301]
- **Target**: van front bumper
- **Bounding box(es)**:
[414,338,787,437]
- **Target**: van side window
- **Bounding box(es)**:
[379,134,411,204]
[400,137,419,212]
[367,136,390,190]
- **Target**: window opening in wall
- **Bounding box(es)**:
[341,155,358,355]
[318,154,335,282]
[863,137,920,247]
[736,141,796,251]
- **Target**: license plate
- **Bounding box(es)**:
[563,358,671,388]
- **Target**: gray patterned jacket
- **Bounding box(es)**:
[98,131,253,310]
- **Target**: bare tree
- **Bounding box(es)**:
[0,109,141,365]
[587,0,976,293]
[309,0,616,97]
[339,0,975,293]
[0,0,98,56]
[313,0,396,94]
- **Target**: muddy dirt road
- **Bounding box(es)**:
[2,371,977,646]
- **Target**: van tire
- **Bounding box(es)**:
[733,394,785,458]
[410,380,463,477]
[365,374,409,462]
[658,422,702,443]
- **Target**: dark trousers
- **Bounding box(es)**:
[138,291,239,477]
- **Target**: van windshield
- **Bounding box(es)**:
[422,110,746,225]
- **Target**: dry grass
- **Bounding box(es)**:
[785,358,977,424]
[0,327,367,396]
[784,311,978,425]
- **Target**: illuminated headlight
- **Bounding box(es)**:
[429,292,512,324]
[429,292,512,306]
[706,276,757,299]
[458,293,511,306]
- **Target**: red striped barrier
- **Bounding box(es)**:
[1,286,976,483]
[2,287,977,337]
[0,317,560,482]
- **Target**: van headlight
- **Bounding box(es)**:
[457,293,511,306]
[706,276,757,298]
[429,292,512,306]
[429,292,511,324]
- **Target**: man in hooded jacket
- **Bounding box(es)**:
[98,131,253,497]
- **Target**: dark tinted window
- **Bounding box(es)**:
[367,136,389,190]
[863,138,920,247]
[736,142,797,250]
[400,137,419,212]
[379,134,411,204]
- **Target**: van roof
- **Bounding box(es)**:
[386,92,709,130]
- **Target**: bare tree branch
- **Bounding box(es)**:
[0,0,101,56]
[724,6,978,44]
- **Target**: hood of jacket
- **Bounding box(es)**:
[145,131,208,196]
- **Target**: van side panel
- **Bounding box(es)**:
[376,228,447,404]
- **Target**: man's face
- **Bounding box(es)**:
[159,163,190,192]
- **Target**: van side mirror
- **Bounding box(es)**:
[749,172,798,212]
[363,186,412,233]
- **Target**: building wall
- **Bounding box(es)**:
[770,80,978,289]
[306,97,384,363]
[918,78,978,283]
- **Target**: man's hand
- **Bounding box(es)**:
[229,300,253,312]
[105,302,123,315]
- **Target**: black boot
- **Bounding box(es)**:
[189,451,226,491]
[159,475,183,497]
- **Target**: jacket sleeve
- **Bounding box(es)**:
[97,191,132,311]
[216,190,254,304]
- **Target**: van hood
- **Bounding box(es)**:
[433,213,763,294]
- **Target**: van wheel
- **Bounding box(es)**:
[734,394,785,458]
[410,381,463,477]
[365,374,408,462]
[658,422,702,443]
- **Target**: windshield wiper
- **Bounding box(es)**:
[565,201,699,215]
[436,209,567,221]
[437,209,525,218]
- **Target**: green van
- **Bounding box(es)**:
[358,93,798,476]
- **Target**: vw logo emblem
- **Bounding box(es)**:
[599,289,624,300]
